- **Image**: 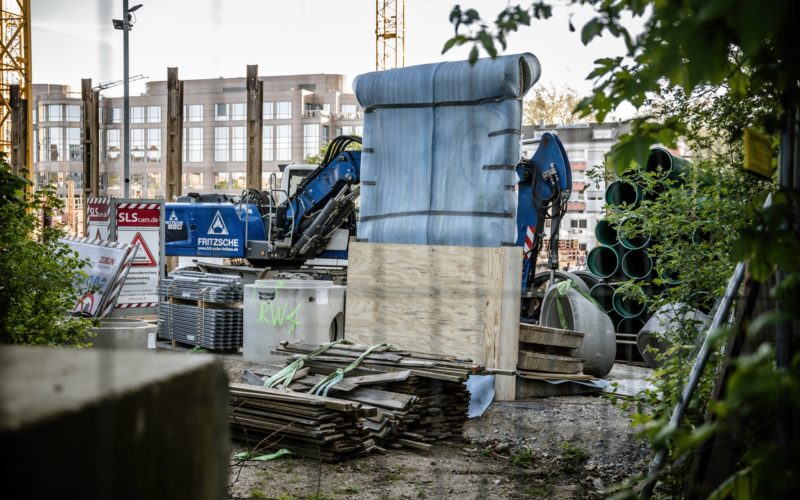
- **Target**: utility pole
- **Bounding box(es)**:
[113,1,143,198]
[81,78,99,197]
[165,67,183,202]
[246,64,263,190]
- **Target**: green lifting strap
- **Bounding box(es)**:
[553,279,604,329]
[310,343,396,397]
[263,340,349,389]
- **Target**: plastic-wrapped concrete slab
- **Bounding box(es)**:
[354,53,541,247]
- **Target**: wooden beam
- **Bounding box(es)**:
[246,64,263,190]
[81,79,99,197]
[165,67,183,202]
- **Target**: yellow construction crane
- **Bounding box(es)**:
[0,0,32,180]
[375,0,405,71]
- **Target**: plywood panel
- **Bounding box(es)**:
[345,242,521,400]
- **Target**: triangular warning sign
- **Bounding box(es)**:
[169,210,178,221]
[94,228,102,240]
[130,232,157,267]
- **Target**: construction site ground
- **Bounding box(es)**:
[217,353,652,500]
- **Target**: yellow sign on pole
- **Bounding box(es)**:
[743,128,773,179]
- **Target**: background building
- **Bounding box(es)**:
[521,121,632,269]
[32,74,363,199]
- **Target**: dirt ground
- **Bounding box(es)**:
[219,355,652,500]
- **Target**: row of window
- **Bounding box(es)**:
[35,123,363,164]
[37,100,361,125]
[34,171,288,196]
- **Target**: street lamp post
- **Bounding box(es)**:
[113,1,142,198]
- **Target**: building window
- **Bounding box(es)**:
[341,103,357,114]
[46,127,63,161]
[183,127,203,162]
[183,172,204,190]
[33,129,39,162]
[275,125,291,161]
[147,172,162,197]
[147,106,161,123]
[568,149,586,161]
[231,126,246,161]
[106,129,121,160]
[341,125,363,136]
[147,128,161,162]
[262,126,273,161]
[593,128,614,139]
[214,171,246,191]
[65,105,81,122]
[263,102,273,120]
[230,103,245,121]
[275,101,291,119]
[131,106,145,124]
[215,127,229,161]
[67,128,81,161]
[579,243,588,251]
[303,124,320,159]
[111,107,121,123]
[215,126,245,161]
[185,104,203,122]
[570,219,588,229]
[215,103,245,121]
[322,125,330,145]
[47,104,63,122]
[131,129,145,162]
[107,172,121,191]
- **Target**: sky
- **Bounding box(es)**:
[31,0,640,118]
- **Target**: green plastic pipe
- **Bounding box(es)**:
[595,219,618,246]
[587,245,620,279]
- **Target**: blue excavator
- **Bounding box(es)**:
[164,133,571,322]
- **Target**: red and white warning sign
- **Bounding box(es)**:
[129,231,157,267]
[115,201,163,308]
[86,197,111,241]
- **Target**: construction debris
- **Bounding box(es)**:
[230,341,482,460]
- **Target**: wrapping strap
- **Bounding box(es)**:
[310,343,395,397]
[363,94,518,114]
[263,340,348,389]
[553,279,604,329]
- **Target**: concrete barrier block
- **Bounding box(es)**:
[0,346,229,500]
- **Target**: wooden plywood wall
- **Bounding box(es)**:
[345,242,521,400]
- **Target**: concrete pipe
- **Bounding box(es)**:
[616,316,646,335]
[605,180,642,210]
[618,216,651,250]
[589,283,616,313]
[612,284,647,319]
[637,302,710,368]
[621,248,653,280]
[587,245,620,279]
[640,146,690,182]
[540,286,616,377]
[594,219,618,246]
[656,257,682,285]
[572,270,601,290]
[91,318,158,350]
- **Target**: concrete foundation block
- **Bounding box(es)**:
[0,346,229,500]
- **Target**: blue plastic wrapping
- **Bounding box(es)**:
[354,53,541,246]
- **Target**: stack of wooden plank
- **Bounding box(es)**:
[229,383,376,462]
[245,341,480,450]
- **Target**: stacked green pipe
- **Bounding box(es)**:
[587,146,692,335]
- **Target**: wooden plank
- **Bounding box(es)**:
[344,370,413,385]
[519,323,584,349]
[345,241,520,401]
[516,370,595,381]
[517,351,583,374]
[515,377,601,398]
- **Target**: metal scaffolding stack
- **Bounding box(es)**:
[158,270,244,350]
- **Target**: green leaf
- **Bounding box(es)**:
[441,37,458,54]
[581,18,603,45]
[468,45,479,64]
[478,31,497,58]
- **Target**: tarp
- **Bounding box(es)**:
[354,53,541,247]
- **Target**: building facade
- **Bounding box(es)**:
[31,74,363,198]
[521,121,632,268]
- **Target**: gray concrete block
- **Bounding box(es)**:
[0,346,229,500]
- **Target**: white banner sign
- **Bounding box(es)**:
[60,237,132,317]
